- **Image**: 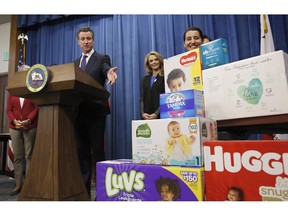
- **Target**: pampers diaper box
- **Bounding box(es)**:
[160,89,205,119]
[200,38,230,70]
[96,159,205,201]
[132,117,217,167]
[203,140,288,201]
[203,50,288,120]
[164,48,203,92]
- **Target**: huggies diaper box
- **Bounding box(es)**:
[160,89,205,119]
[203,50,288,120]
[200,38,230,70]
[96,159,205,201]
[164,48,203,92]
[132,117,217,167]
[204,140,288,201]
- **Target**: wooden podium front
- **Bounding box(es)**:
[7,63,110,201]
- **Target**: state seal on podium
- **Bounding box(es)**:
[25,64,49,92]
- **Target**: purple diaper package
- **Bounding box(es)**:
[96,159,205,201]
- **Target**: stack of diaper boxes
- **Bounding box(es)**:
[97,49,216,201]
[200,42,288,200]
[130,48,217,201]
[160,39,230,120]
[97,42,230,201]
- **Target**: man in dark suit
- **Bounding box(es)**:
[73,27,117,195]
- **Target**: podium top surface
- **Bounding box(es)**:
[7,63,110,106]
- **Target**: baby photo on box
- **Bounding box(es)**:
[132,117,217,167]
[164,48,203,92]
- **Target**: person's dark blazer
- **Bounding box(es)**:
[74,51,111,115]
[73,50,113,194]
[140,74,165,117]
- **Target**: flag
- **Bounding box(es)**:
[18,42,24,68]
[260,15,288,140]
[260,14,275,55]
[7,140,14,172]
[17,33,28,70]
[259,15,276,140]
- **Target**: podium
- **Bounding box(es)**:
[7,63,110,201]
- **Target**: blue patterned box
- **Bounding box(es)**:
[200,38,230,70]
[160,89,204,119]
[96,159,205,201]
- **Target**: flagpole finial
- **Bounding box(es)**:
[17,33,29,67]
[17,33,28,45]
[263,15,268,33]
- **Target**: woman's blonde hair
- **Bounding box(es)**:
[144,51,164,76]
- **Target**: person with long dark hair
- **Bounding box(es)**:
[183,27,204,51]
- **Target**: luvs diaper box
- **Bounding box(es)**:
[164,48,203,92]
[204,140,288,201]
[203,50,288,120]
[160,89,205,119]
[96,159,205,201]
[132,117,217,167]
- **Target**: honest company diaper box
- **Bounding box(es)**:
[203,50,288,120]
[96,159,205,201]
[132,117,217,167]
[160,89,205,119]
[203,140,288,201]
[164,48,203,92]
[200,38,230,70]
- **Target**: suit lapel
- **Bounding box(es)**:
[85,52,98,73]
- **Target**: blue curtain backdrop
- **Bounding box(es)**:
[17,14,288,159]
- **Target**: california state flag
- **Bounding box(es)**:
[7,139,14,172]
[259,16,287,140]
[260,15,288,140]
[260,14,275,54]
